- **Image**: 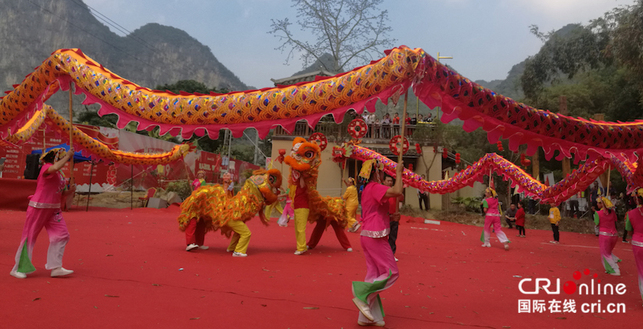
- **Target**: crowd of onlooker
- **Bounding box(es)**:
[358,111,434,139]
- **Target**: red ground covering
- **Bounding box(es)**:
[0,178,36,211]
[1,207,643,328]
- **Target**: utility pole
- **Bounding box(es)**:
[436,52,453,121]
[253,130,259,165]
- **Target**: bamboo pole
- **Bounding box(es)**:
[68,83,74,181]
[398,91,408,164]
[606,165,611,200]
[416,93,419,121]
[130,164,134,210]
[86,161,94,212]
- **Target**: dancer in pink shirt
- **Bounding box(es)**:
[10,148,74,279]
[595,197,621,275]
[480,188,510,250]
[351,159,403,327]
[626,189,643,303]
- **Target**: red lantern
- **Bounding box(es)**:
[409,164,414,171]
[433,145,438,153]
[415,143,422,155]
[278,149,286,156]
[455,153,461,164]
[497,141,503,152]
[276,155,285,163]
[442,147,448,158]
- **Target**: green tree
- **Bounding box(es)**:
[521,4,643,122]
[77,105,118,128]
[153,80,230,153]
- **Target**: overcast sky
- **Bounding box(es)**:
[84,0,636,89]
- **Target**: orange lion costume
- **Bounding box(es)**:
[177,169,282,256]
[284,137,351,255]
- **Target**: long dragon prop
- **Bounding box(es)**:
[333,143,635,204]
[2,46,643,181]
[6,104,193,165]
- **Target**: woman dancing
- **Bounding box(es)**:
[351,159,403,326]
[10,148,74,279]
[343,177,360,232]
[595,197,621,275]
[480,188,510,250]
[626,188,643,303]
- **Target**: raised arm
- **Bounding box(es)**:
[45,148,73,174]
[384,163,404,198]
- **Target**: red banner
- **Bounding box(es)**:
[0,125,262,191]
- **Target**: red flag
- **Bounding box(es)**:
[545,176,550,186]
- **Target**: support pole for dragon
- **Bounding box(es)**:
[68,83,74,181]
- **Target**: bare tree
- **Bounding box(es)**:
[269,0,396,73]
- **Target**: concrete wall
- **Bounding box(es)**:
[411,146,443,210]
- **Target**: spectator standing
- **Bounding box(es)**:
[549,203,561,244]
[417,174,429,210]
[381,114,391,139]
[392,113,400,135]
[515,203,526,237]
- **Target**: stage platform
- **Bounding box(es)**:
[1,206,642,328]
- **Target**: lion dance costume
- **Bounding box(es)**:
[284,137,351,255]
[177,169,282,257]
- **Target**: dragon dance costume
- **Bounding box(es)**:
[595,197,621,275]
[351,160,399,325]
[626,189,643,303]
[480,188,510,249]
[11,148,73,278]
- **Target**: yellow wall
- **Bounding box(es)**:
[271,140,445,209]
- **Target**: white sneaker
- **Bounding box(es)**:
[347,248,353,252]
[10,270,26,279]
[504,243,509,251]
[51,267,74,277]
[226,249,234,252]
[395,257,399,262]
[198,246,209,250]
[294,250,307,255]
[358,320,385,327]
[186,244,198,251]
[232,252,247,257]
[352,297,375,321]
[481,243,490,248]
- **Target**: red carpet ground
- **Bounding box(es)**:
[2,206,643,328]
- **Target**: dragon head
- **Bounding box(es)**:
[247,169,283,205]
[284,137,321,183]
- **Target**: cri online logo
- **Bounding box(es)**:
[519,269,626,295]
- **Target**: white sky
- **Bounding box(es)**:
[83,0,636,89]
